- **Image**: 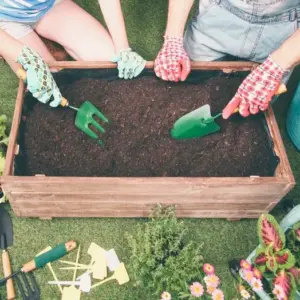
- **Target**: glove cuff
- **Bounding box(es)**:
[268,55,290,75]
[163,35,184,46]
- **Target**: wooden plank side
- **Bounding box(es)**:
[14,207,262,219]
[265,107,295,185]
[4,80,25,176]
[2,176,288,196]
[7,193,280,203]
[48,61,258,71]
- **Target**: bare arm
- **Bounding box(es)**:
[0,29,23,61]
[98,0,129,53]
[272,29,300,69]
[165,0,195,37]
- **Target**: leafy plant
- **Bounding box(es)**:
[126,205,204,298]
[273,270,296,300]
[242,213,300,299]
[253,214,295,274]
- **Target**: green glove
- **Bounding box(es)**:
[17,46,62,107]
[112,48,146,80]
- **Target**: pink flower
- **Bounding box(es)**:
[207,285,216,295]
[204,275,220,288]
[212,289,224,300]
[243,270,254,283]
[240,259,252,271]
[161,291,171,300]
[203,263,215,275]
[250,278,263,292]
[240,289,251,299]
[189,282,204,297]
[272,285,285,300]
[253,268,262,279]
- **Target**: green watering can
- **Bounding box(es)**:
[17,69,109,144]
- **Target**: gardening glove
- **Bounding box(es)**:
[17,46,62,107]
[112,48,146,80]
[223,56,288,119]
[154,36,191,82]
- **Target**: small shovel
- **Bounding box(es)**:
[0,206,15,300]
[171,83,287,140]
[17,68,109,144]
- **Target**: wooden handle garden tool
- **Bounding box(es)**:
[0,206,15,300]
[17,67,110,143]
[2,250,15,300]
[16,68,69,107]
[171,83,287,140]
[0,241,77,286]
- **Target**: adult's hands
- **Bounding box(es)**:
[154,36,191,82]
[223,56,286,119]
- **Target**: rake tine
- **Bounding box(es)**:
[91,119,105,134]
[28,272,40,299]
[21,272,33,299]
[15,274,27,300]
[92,108,109,124]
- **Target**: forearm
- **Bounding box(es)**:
[272,29,300,69]
[0,29,23,61]
[165,0,195,37]
[98,0,129,53]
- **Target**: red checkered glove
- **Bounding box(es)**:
[223,56,287,119]
[154,36,191,82]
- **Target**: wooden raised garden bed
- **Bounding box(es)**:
[0,61,295,220]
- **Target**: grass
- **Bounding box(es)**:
[0,0,299,299]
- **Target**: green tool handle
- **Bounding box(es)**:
[21,241,77,273]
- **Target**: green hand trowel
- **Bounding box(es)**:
[171,83,287,140]
[171,104,222,140]
[17,68,109,144]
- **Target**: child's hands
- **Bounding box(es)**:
[17,46,62,107]
[223,56,286,119]
[112,49,146,80]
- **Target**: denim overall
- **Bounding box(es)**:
[184,0,300,150]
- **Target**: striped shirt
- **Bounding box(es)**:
[0,0,55,22]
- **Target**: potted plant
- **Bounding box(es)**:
[238,205,300,299]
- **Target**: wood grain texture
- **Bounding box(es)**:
[4,80,25,176]
[1,62,294,219]
[2,251,16,300]
[46,61,259,71]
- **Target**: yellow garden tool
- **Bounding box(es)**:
[17,68,109,144]
[171,83,287,140]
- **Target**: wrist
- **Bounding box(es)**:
[271,47,299,70]
[114,41,130,54]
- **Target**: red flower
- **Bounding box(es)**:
[203,263,215,275]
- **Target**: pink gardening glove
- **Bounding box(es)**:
[154,36,191,82]
[223,56,286,119]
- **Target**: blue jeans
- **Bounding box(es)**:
[184,0,300,62]
[184,0,300,150]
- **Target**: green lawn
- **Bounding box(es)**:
[0,1,299,299]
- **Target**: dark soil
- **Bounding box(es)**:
[17,71,278,177]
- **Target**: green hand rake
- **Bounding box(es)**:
[17,68,109,144]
